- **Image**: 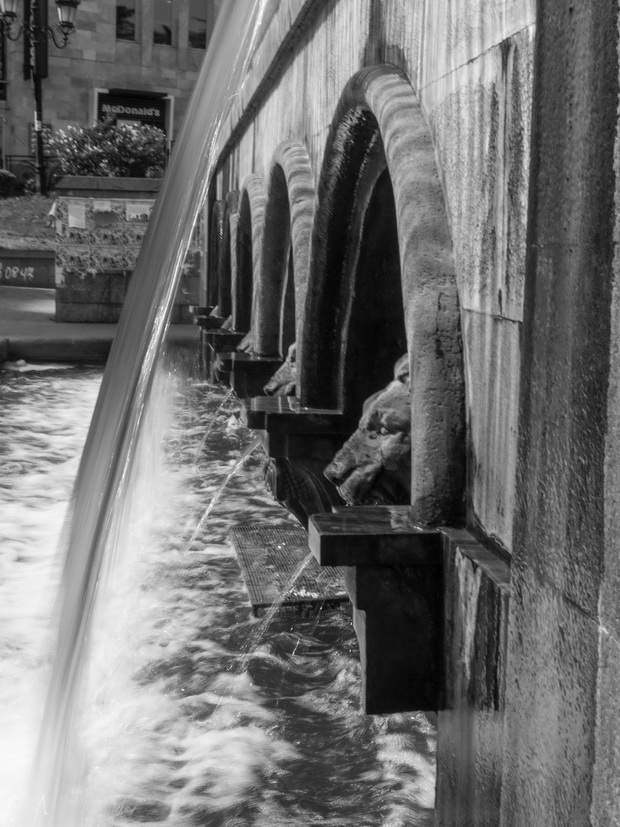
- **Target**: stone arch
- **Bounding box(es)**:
[300,65,464,524]
[208,199,231,315]
[254,140,315,357]
[233,175,265,333]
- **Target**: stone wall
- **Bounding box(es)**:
[0,249,55,288]
[54,176,200,323]
[203,1,535,823]
[213,0,535,554]
[199,0,620,823]
[500,3,620,824]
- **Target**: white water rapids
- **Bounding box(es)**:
[0,361,436,825]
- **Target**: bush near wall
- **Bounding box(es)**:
[50,122,166,179]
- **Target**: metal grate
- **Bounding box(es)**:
[230,523,348,616]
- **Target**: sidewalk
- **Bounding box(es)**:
[0,285,199,364]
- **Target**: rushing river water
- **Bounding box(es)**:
[0,357,436,826]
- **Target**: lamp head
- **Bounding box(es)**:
[55,0,80,33]
[0,0,18,22]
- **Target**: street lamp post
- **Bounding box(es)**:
[0,0,80,195]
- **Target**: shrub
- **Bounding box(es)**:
[0,169,24,198]
[50,120,167,178]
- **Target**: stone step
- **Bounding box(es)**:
[230,523,348,617]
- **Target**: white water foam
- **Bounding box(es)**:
[0,369,102,826]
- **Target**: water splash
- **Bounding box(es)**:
[185,436,262,553]
[3,368,437,826]
[24,2,272,823]
[241,553,315,661]
[193,386,235,462]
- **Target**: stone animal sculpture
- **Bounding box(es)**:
[263,342,297,396]
[263,456,343,527]
[324,355,411,506]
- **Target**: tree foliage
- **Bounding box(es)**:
[50,121,167,178]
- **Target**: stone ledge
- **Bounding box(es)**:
[240,395,353,433]
[54,176,163,198]
[308,506,511,714]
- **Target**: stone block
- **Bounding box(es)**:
[55,300,122,323]
[309,507,446,713]
[240,395,350,433]
[435,534,510,826]
[501,570,598,825]
[462,310,520,551]
[108,271,131,304]
[57,272,111,304]
[0,250,55,288]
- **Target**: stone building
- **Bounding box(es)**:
[199,0,620,824]
[0,0,221,177]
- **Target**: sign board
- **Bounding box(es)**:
[28,123,53,156]
[97,91,167,135]
[125,200,155,222]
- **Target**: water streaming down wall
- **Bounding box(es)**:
[25,3,273,823]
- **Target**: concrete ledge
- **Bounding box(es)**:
[54,175,163,198]
[6,336,113,364]
[0,285,199,364]
[3,328,198,364]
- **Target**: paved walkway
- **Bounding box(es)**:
[0,285,198,364]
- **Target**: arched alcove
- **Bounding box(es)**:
[255,140,315,356]
[301,65,464,524]
[280,247,296,355]
[343,166,407,412]
[233,176,265,334]
[207,199,232,316]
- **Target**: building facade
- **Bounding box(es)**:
[0,0,221,179]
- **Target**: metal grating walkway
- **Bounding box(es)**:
[230,523,348,616]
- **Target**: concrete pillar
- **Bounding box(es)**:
[500,1,619,824]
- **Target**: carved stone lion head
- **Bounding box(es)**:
[263,342,297,396]
[323,355,411,505]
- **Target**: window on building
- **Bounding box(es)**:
[116,1,136,41]
[154,0,172,45]
[188,0,207,49]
